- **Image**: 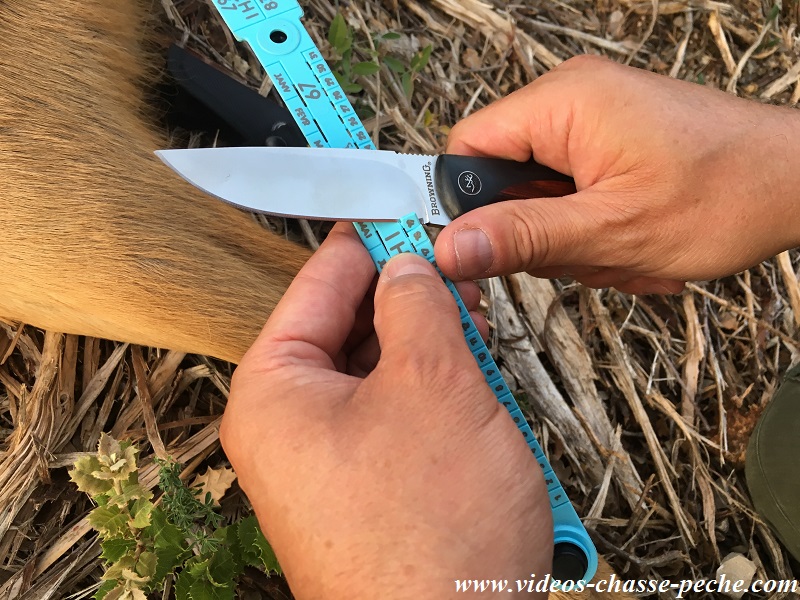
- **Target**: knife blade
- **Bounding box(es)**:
[156,146,576,226]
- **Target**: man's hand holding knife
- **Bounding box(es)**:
[220,56,800,599]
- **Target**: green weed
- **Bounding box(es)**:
[70,434,279,600]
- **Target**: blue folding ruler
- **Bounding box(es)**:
[208,0,597,582]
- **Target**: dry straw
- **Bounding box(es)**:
[1,0,799,598]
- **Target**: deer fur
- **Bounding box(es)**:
[0,1,633,597]
[0,0,310,364]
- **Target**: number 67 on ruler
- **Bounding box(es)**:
[214,0,373,149]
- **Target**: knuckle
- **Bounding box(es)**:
[589,189,662,262]
[219,410,239,456]
[384,275,455,315]
[448,118,467,140]
[560,53,613,73]
[509,212,539,269]
[426,366,500,427]
[385,348,478,395]
[446,118,477,151]
[431,369,477,402]
[508,203,574,270]
[229,362,249,388]
[377,276,463,343]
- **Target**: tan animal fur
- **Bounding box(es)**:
[0,1,634,598]
[0,1,310,364]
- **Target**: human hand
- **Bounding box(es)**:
[435,55,800,295]
[221,224,552,600]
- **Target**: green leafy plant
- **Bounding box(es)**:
[385,43,433,99]
[328,12,376,94]
[70,434,279,600]
[327,12,433,99]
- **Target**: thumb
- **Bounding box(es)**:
[435,189,614,280]
[373,253,475,365]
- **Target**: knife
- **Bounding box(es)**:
[155,147,576,226]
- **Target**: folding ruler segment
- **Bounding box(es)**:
[208,0,597,583]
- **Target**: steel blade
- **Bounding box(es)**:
[155,146,446,224]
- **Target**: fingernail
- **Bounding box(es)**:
[454,228,493,277]
[383,253,436,279]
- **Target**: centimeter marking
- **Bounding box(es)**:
[208,0,597,581]
[366,214,573,514]
[213,0,374,149]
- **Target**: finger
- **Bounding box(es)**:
[612,277,686,296]
[341,276,378,356]
[435,190,614,280]
[373,253,476,365]
[343,306,488,379]
[338,275,488,376]
[345,332,381,378]
[470,310,490,342]
[250,223,376,369]
[525,266,606,280]
[440,58,647,281]
[454,280,482,312]
[445,56,621,180]
[525,266,572,280]
[340,282,480,359]
[446,84,540,162]
[454,281,489,339]
[569,268,685,294]
[570,267,638,289]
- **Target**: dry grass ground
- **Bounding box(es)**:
[1,0,799,598]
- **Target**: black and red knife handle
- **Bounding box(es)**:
[435,155,577,220]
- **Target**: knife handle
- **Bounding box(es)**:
[435,155,576,219]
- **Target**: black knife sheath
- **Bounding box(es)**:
[166,44,306,148]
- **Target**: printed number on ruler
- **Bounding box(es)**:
[211,0,375,150]
[359,214,575,516]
